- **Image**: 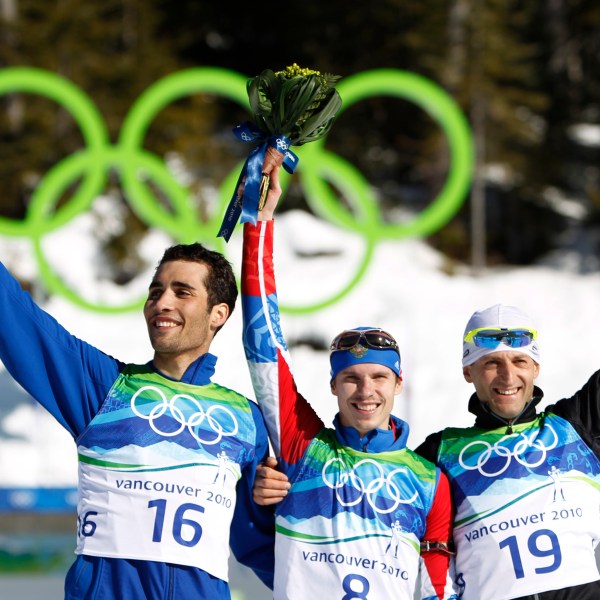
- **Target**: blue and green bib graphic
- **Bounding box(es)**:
[438,414,600,600]
[78,363,256,469]
[74,364,257,579]
[272,428,441,598]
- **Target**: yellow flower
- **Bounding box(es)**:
[276,64,321,78]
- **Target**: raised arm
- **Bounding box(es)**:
[0,261,122,436]
[241,165,323,470]
[550,370,600,455]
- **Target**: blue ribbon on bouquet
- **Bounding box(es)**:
[217,122,298,241]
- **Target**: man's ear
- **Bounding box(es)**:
[463,366,473,383]
[210,302,229,330]
[330,379,337,396]
[395,377,403,395]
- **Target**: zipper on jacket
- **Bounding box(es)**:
[167,563,174,600]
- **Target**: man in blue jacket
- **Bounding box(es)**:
[0,240,275,599]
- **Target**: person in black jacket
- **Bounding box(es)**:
[254,303,600,600]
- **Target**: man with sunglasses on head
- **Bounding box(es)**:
[241,164,459,600]
[414,303,600,600]
[252,300,600,598]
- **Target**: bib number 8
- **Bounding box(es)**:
[342,574,370,599]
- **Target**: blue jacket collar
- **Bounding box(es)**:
[333,413,410,453]
[149,352,217,385]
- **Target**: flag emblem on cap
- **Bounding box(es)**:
[349,344,368,358]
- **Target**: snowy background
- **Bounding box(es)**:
[2,205,599,488]
[0,201,599,598]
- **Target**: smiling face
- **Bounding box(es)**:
[331,362,403,436]
[143,260,229,379]
[463,350,540,420]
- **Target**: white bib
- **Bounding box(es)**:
[77,456,240,579]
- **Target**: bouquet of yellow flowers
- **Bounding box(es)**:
[217,64,342,241]
[249,64,342,146]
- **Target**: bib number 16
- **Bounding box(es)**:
[78,500,206,547]
[148,499,205,547]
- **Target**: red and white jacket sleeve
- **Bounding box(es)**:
[420,471,459,599]
[242,220,323,468]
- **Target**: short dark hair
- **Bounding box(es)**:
[157,243,238,328]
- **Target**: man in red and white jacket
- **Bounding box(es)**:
[242,164,459,600]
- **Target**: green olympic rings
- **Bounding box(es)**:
[280,69,473,313]
[0,66,473,314]
[0,67,249,312]
[300,69,473,238]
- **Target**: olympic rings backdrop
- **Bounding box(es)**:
[0,66,474,314]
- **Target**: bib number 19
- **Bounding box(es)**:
[499,529,562,579]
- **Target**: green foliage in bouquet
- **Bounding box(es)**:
[247,64,342,145]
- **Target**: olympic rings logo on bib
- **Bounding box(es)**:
[0,67,473,314]
[131,385,239,445]
[322,457,418,514]
[458,425,559,477]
